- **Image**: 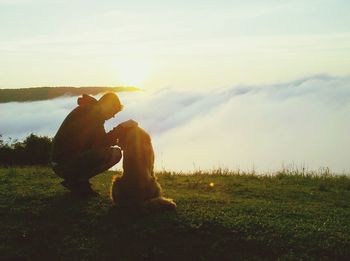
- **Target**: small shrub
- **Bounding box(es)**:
[0,133,52,166]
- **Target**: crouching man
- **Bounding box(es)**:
[51,92,123,197]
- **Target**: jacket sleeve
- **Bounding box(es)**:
[91,124,118,148]
[88,109,118,148]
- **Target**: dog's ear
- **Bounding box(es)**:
[112,124,125,139]
[112,125,127,148]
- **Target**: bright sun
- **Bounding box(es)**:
[115,59,150,87]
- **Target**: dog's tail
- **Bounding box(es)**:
[142,197,177,212]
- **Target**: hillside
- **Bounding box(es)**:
[0,167,349,260]
[0,86,140,103]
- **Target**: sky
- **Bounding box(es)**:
[0,0,350,89]
[1,0,350,173]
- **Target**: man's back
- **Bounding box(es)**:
[51,95,104,163]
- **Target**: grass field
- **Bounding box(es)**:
[1,167,350,260]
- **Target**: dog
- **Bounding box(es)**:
[110,120,176,212]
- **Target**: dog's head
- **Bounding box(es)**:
[114,120,151,152]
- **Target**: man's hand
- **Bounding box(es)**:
[106,129,119,146]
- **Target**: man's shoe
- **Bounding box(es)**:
[60,180,99,197]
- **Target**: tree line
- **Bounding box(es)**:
[0,134,52,166]
[0,86,139,103]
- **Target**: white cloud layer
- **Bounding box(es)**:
[1,75,349,173]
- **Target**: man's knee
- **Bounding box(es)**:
[52,147,122,180]
[52,161,78,181]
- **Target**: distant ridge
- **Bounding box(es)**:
[0,86,140,103]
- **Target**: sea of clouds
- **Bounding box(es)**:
[1,75,349,173]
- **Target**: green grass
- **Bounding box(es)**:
[1,167,350,260]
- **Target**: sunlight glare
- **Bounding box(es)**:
[114,59,150,87]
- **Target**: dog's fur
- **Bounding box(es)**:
[110,120,176,211]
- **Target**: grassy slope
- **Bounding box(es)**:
[0,167,349,260]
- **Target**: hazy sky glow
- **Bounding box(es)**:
[1,0,350,89]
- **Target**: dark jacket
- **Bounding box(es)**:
[51,94,116,163]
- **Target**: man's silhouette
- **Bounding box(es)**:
[51,92,123,196]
